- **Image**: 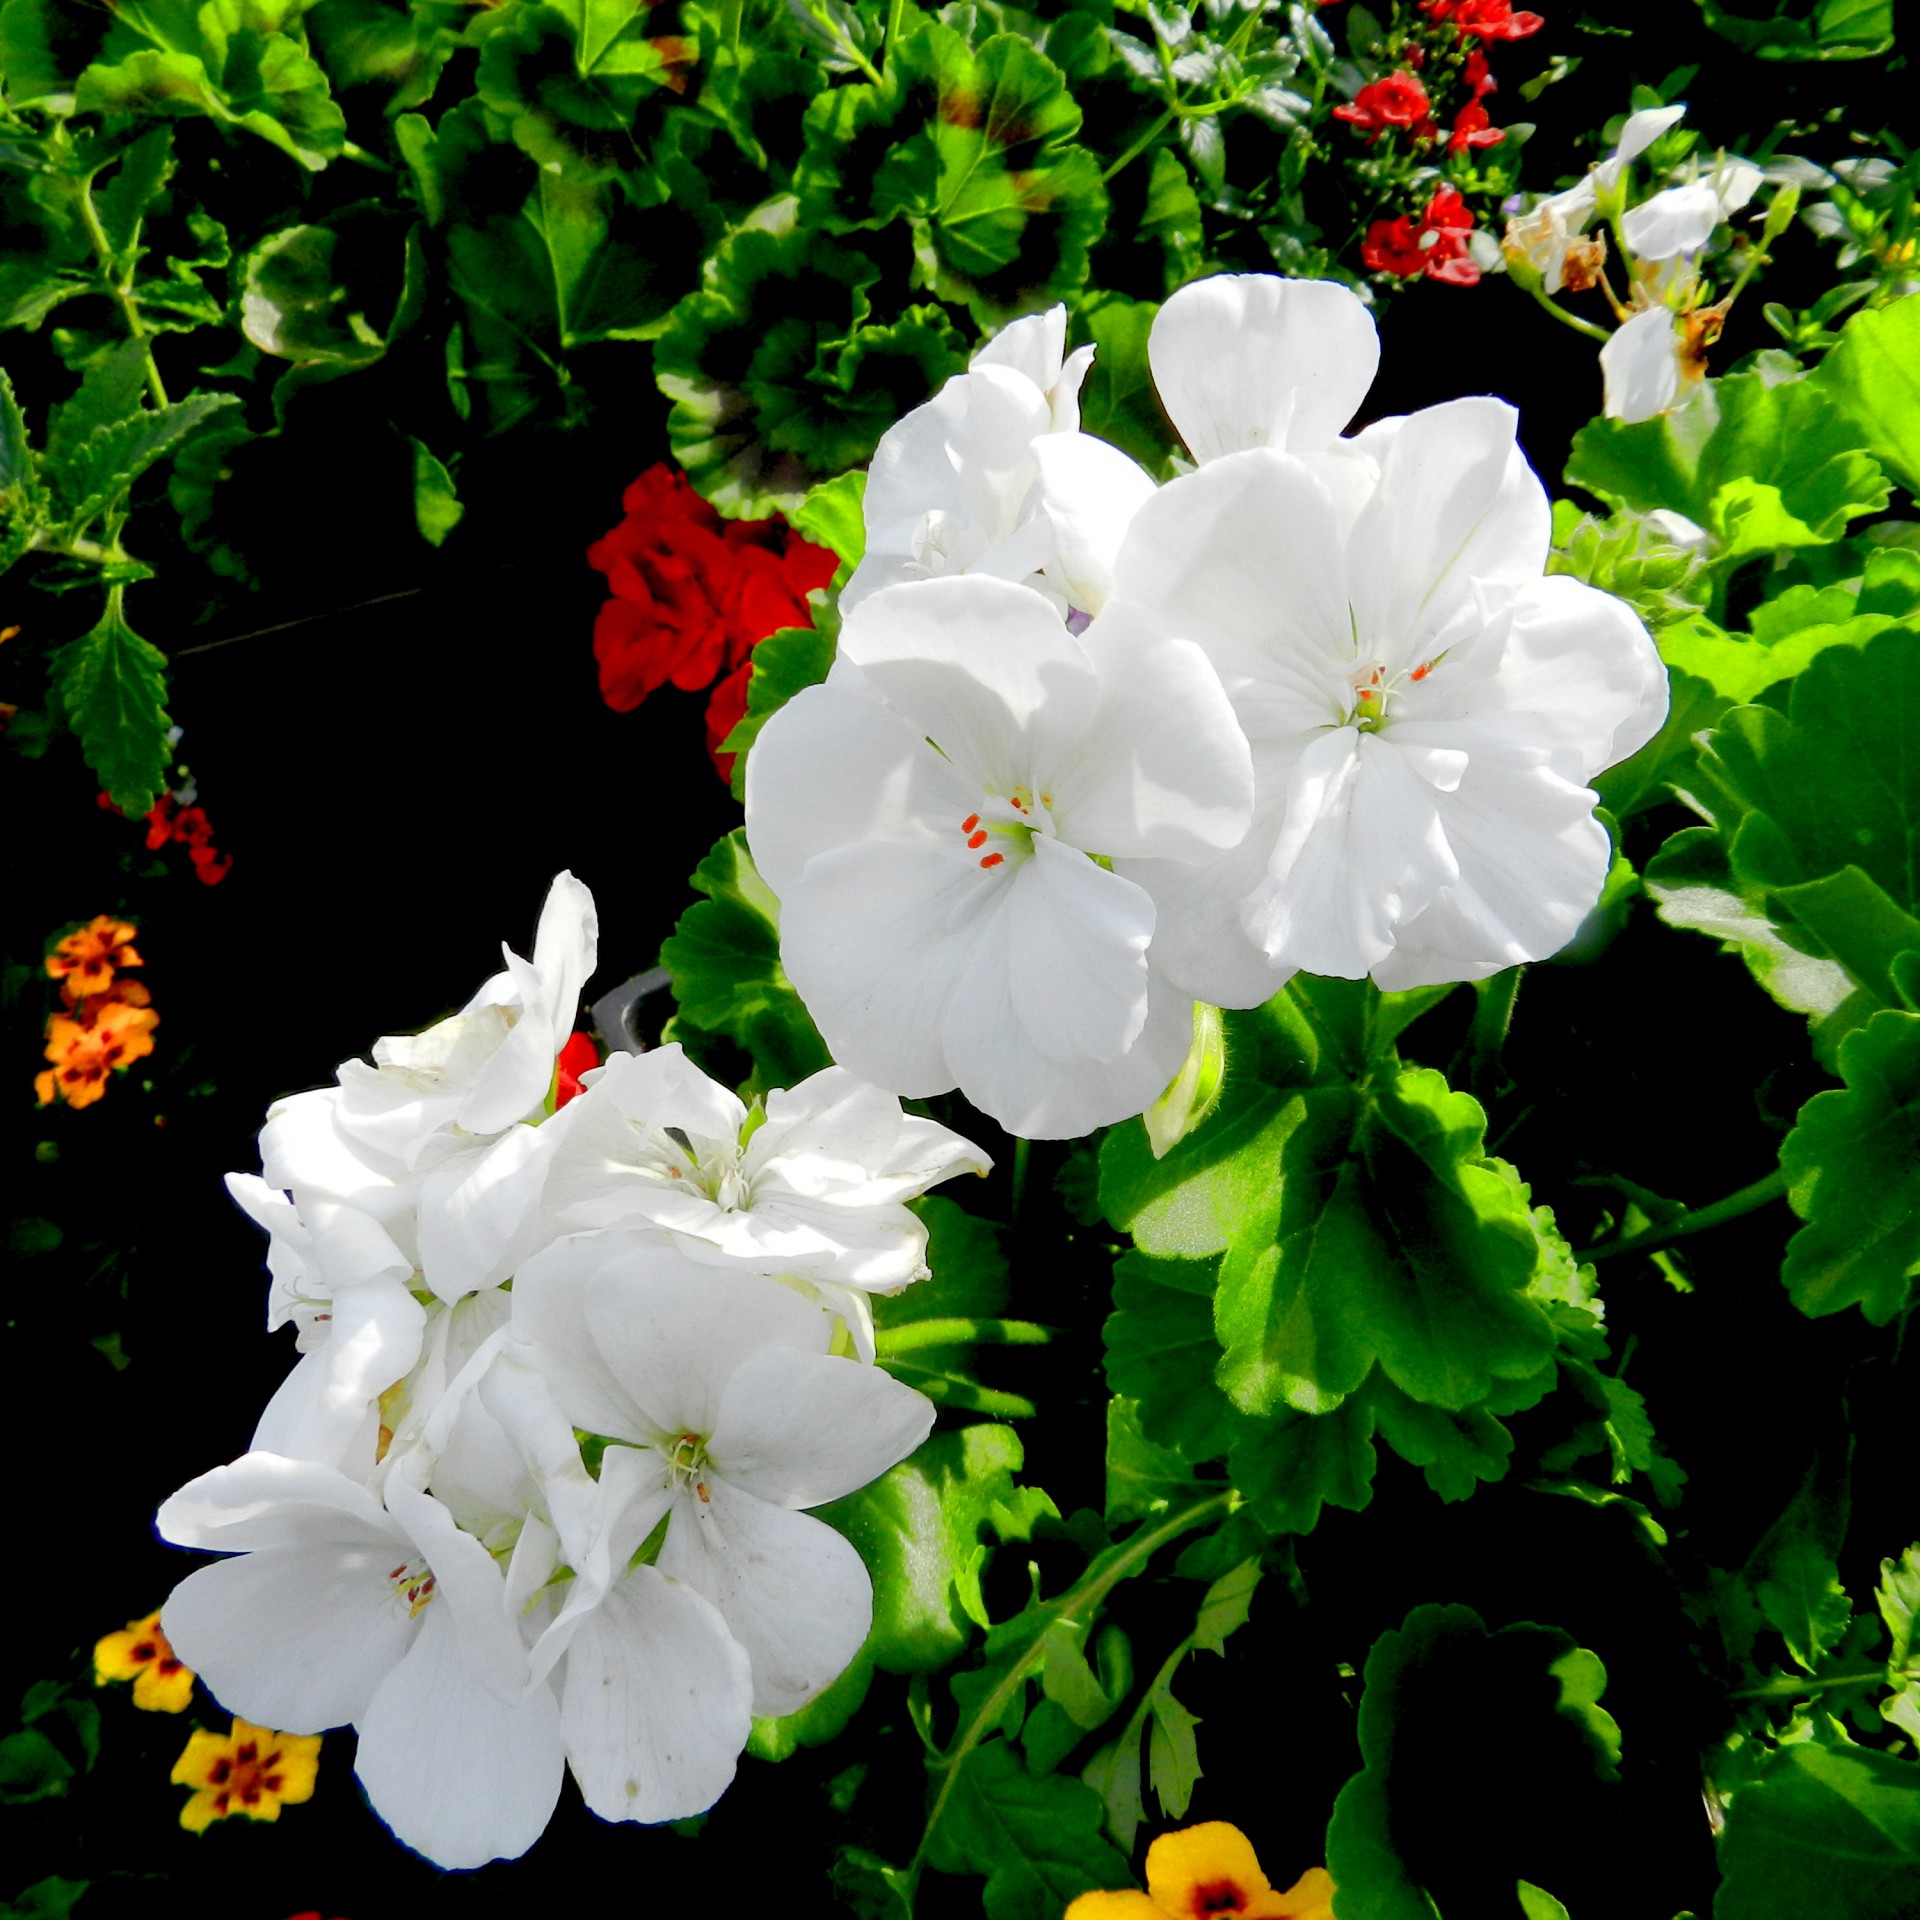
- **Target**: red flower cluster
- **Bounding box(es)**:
[587,466,838,782]
[1333,71,1432,140]
[96,790,232,885]
[1361,186,1482,286]
[1420,0,1544,38]
[555,1030,599,1108]
[1449,100,1505,153]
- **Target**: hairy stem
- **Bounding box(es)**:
[76,176,169,410]
[1579,1168,1790,1263]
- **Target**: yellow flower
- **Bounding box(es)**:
[171,1719,322,1833]
[93,1610,194,1714]
[1066,1822,1336,1920]
[45,916,143,1000]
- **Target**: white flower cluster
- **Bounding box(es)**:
[156,874,988,1869]
[745,275,1669,1139]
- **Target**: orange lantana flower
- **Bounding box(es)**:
[1066,1823,1335,1920]
[94,1609,195,1713]
[35,986,158,1109]
[45,916,143,1000]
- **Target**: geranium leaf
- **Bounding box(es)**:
[46,590,171,816]
[1781,1007,1920,1323]
[1103,1250,1242,1465]
[655,224,967,517]
[1105,1396,1204,1526]
[1228,1393,1377,1534]
[660,826,831,1094]
[1814,288,1920,495]
[722,623,835,800]
[408,436,463,547]
[1696,0,1894,61]
[795,19,1107,324]
[924,1738,1129,1920]
[1715,1743,1920,1918]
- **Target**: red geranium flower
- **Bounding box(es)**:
[1448,99,1506,152]
[1420,0,1543,38]
[555,1031,599,1107]
[587,465,837,780]
[1361,186,1482,286]
[1463,48,1496,97]
[1333,71,1432,138]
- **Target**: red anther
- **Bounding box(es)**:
[1411,661,1434,681]
[966,830,988,848]
[980,853,1005,869]
[962,813,980,832]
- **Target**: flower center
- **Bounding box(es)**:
[386,1559,438,1618]
[205,1736,289,1812]
[1340,656,1438,730]
[959,786,1056,872]
[659,1126,753,1211]
[665,1432,715,1505]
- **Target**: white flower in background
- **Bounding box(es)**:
[1503,105,1686,290]
[1098,398,1668,993]
[744,573,1255,1138]
[1621,150,1764,265]
[1600,305,1687,422]
[1146,272,1381,466]
[843,305,1154,619]
[224,1173,425,1477]
[542,1046,989,1359]
[510,1238,934,1715]
[255,872,597,1302]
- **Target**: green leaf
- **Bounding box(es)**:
[1228,1393,1378,1534]
[46,340,151,484]
[795,20,1107,324]
[790,467,867,572]
[1695,0,1894,61]
[1103,1250,1241,1465]
[0,1877,90,1920]
[659,827,831,1094]
[409,436,463,547]
[1877,1544,1920,1673]
[1104,1396,1202,1526]
[721,623,835,801]
[1657,610,1892,705]
[47,589,171,815]
[0,1730,72,1805]
[819,1423,1047,1673]
[1566,371,1889,561]
[56,391,239,533]
[924,1738,1129,1920]
[1069,293,1175,478]
[77,0,346,172]
[1516,1886,1571,1920]
[655,223,967,517]
[1814,290,1920,495]
[1325,1605,1621,1920]
[1716,1743,1920,1918]
[1742,1456,1853,1673]
[1781,1008,1920,1323]
[747,1645,874,1761]
[240,221,393,369]
[0,0,99,101]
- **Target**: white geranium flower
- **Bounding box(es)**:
[1504,105,1686,290]
[541,1046,988,1358]
[225,1173,425,1477]
[843,306,1154,619]
[744,572,1255,1138]
[1622,153,1764,263]
[510,1237,934,1716]
[1099,399,1668,992]
[1147,273,1381,465]
[1601,305,1687,422]
[257,873,597,1302]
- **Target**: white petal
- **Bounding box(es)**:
[708,1346,934,1507]
[970,305,1067,390]
[414,1124,558,1303]
[585,1258,832,1442]
[657,1478,873,1717]
[163,1541,413,1732]
[1600,308,1682,423]
[1117,841,1295,1011]
[559,1564,752,1824]
[356,1600,564,1869]
[251,1278,426,1471]
[1028,432,1155,614]
[509,1235,661,1440]
[1596,104,1686,188]
[1149,274,1380,462]
[1622,181,1723,262]
[1051,626,1253,860]
[1005,838,1155,1064]
[157,1451,397,1553]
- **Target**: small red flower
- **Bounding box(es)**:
[1362,186,1482,285]
[1448,100,1506,152]
[587,465,837,781]
[1333,71,1432,138]
[1463,48,1496,97]
[1421,0,1543,38]
[555,1031,599,1108]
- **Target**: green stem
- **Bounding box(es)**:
[1578,1169,1790,1263]
[1728,1665,1914,1703]
[1010,1135,1031,1226]
[901,1493,1232,1905]
[1101,108,1175,184]
[1524,278,1613,345]
[882,0,903,65]
[874,1317,1052,1354]
[75,175,169,410]
[1464,965,1523,1105]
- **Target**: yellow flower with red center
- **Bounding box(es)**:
[1066,1823,1336,1920]
[45,916,143,1000]
[171,1719,322,1832]
[93,1610,195,1713]
[35,981,158,1110]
